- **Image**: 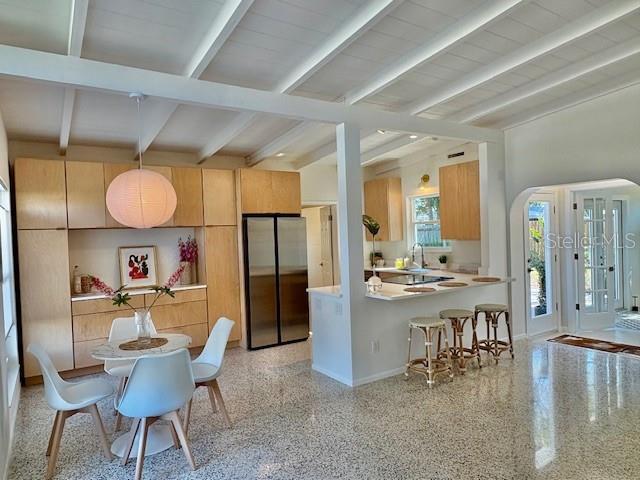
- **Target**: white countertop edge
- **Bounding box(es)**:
[306,286,343,298]
[366,278,512,301]
[71,284,207,302]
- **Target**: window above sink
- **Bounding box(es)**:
[409,194,451,252]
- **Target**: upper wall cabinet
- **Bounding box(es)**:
[103,163,136,228]
[66,161,106,229]
[238,169,301,214]
[202,169,236,225]
[14,158,67,229]
[439,160,480,241]
[172,167,204,226]
[363,177,403,242]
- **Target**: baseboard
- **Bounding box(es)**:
[351,367,406,387]
[311,363,353,386]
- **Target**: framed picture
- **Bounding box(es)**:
[118,246,158,289]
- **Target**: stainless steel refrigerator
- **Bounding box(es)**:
[243,215,309,350]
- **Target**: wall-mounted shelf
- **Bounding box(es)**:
[71,283,207,302]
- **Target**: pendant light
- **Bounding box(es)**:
[106,93,177,229]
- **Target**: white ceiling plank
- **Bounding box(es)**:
[137,0,255,156]
[406,0,640,115]
[247,121,315,164]
[199,0,403,161]
[492,67,640,129]
[448,36,640,123]
[59,0,88,155]
[0,45,501,143]
[360,135,422,165]
[252,0,521,166]
[345,0,526,105]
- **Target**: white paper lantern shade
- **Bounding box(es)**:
[106,169,177,229]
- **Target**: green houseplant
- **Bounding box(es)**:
[438,254,447,267]
[362,214,381,268]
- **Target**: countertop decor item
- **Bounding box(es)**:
[472,277,501,283]
[91,264,185,341]
[105,93,177,229]
[118,245,158,288]
[178,235,198,285]
[362,214,380,269]
[437,281,468,287]
[404,287,436,293]
[438,254,448,267]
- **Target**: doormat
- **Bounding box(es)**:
[548,335,640,357]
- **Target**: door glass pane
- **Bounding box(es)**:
[612,200,623,307]
[582,197,608,314]
[528,201,551,318]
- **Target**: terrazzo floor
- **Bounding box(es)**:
[8,337,640,480]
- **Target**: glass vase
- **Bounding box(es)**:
[135,310,152,344]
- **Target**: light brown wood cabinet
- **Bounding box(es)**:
[363,177,403,241]
[103,163,136,228]
[172,167,204,226]
[202,169,236,225]
[18,230,73,377]
[238,169,300,214]
[66,161,106,229]
[439,160,480,240]
[205,226,242,342]
[14,158,67,229]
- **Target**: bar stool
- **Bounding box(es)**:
[405,317,453,386]
[475,303,514,363]
[438,309,481,373]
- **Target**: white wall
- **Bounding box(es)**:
[362,144,482,271]
[506,83,640,334]
[0,108,18,480]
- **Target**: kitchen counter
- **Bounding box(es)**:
[71,283,207,302]
[307,273,510,301]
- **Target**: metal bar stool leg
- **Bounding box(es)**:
[471,313,482,368]
[404,325,413,379]
[491,312,500,361]
[424,327,434,386]
[441,326,454,380]
[504,310,514,359]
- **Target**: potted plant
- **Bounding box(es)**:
[438,254,448,268]
[362,215,381,269]
[91,264,185,343]
[178,235,198,285]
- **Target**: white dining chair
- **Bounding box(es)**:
[183,317,234,433]
[27,344,114,479]
[106,316,157,432]
[118,348,196,480]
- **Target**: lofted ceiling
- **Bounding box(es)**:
[1,0,640,168]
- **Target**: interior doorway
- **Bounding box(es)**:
[301,205,339,288]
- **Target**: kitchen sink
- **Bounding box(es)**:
[384,274,454,286]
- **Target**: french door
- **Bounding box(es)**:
[525,193,559,335]
[576,193,616,330]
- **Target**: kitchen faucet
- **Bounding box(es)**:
[411,242,426,269]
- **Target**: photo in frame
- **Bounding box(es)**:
[118,246,158,289]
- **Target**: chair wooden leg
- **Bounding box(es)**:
[424,327,434,386]
[46,411,67,479]
[404,326,412,378]
[87,404,113,460]
[46,411,61,457]
[206,384,218,413]
[505,311,514,358]
[210,380,231,428]
[121,418,141,466]
[166,411,196,470]
[183,398,193,437]
[134,418,149,480]
[169,422,180,449]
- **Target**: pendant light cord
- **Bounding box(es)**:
[136,95,143,170]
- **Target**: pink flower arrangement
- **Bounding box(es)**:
[178,236,198,264]
[90,263,187,313]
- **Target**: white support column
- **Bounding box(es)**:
[336,122,364,385]
[479,140,508,276]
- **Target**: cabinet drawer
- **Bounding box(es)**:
[74,339,106,369]
[151,301,208,330]
[73,311,134,342]
[158,322,208,348]
[144,288,206,307]
[71,296,145,316]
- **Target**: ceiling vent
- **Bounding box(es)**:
[447,151,464,159]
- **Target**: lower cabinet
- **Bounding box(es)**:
[71,288,209,369]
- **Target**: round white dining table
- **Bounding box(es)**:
[90,333,192,458]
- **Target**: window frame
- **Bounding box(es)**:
[407,193,451,252]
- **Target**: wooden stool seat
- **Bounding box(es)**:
[438,309,481,373]
[475,303,514,363]
[405,317,453,386]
